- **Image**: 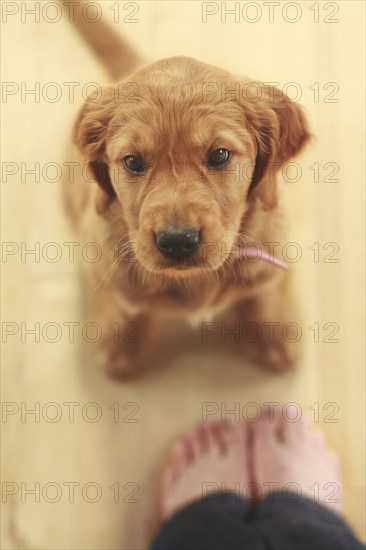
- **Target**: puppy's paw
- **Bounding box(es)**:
[95,345,144,381]
[245,325,300,373]
[105,356,142,381]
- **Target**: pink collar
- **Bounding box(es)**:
[238,246,288,270]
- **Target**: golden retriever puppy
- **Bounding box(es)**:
[64,8,310,378]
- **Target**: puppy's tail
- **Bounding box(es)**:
[60,0,141,80]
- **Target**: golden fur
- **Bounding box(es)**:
[65,46,310,378]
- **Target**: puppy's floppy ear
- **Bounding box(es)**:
[74,89,116,214]
[247,83,311,209]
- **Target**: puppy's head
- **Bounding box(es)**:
[75,57,310,278]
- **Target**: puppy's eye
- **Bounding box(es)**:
[123,155,146,175]
[207,148,230,168]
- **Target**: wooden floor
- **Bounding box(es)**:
[2,2,365,548]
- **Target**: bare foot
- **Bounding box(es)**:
[252,407,343,514]
[160,421,249,521]
[158,411,343,525]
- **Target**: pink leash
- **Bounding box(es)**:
[238,246,288,271]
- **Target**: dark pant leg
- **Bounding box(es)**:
[149,492,365,550]
[252,491,365,550]
[149,492,264,550]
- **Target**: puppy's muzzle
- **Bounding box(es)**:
[156,227,201,260]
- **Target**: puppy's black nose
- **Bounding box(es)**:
[156,228,201,260]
